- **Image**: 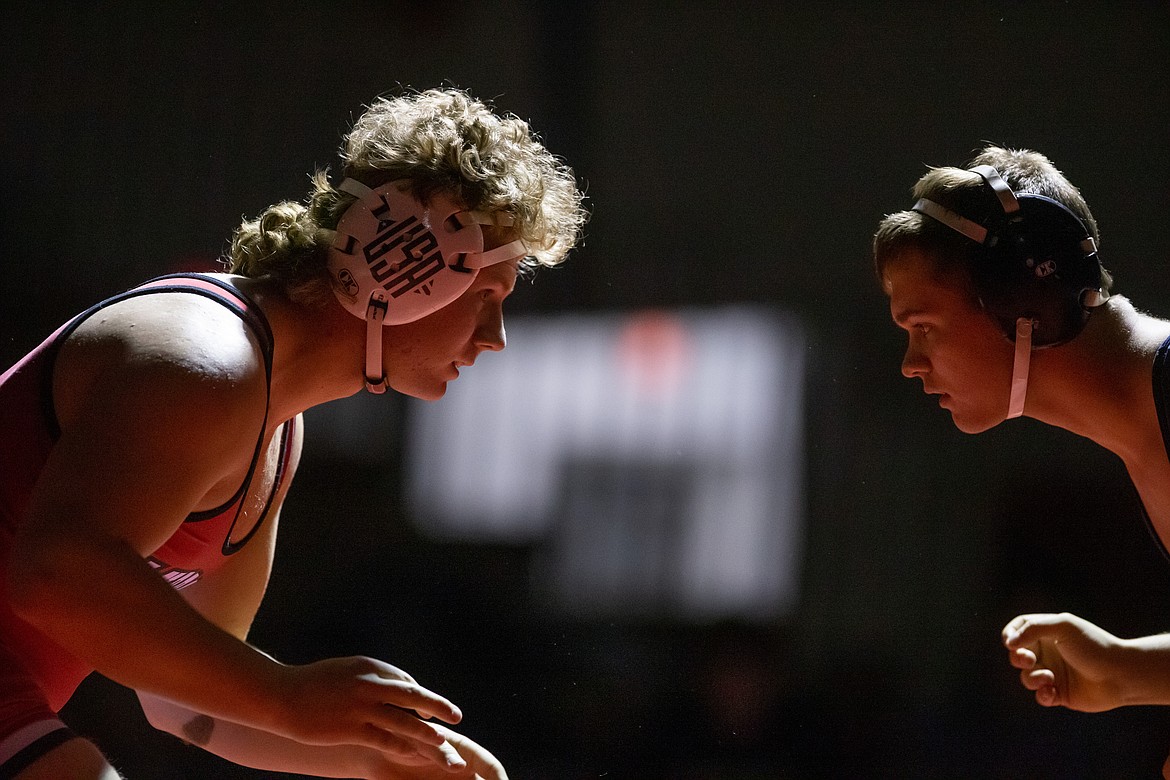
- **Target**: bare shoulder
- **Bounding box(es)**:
[1116,298,1170,353]
[56,290,268,426]
[21,287,278,552]
[51,289,272,489]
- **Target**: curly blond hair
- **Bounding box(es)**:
[226,88,587,302]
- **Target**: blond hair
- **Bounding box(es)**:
[227,88,587,302]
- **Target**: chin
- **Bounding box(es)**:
[949,411,1001,435]
[393,382,447,402]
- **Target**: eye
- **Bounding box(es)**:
[900,321,931,337]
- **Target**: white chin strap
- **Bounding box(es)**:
[365,291,390,394]
[1007,317,1034,419]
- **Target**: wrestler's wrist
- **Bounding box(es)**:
[230,647,295,735]
[1114,637,1170,706]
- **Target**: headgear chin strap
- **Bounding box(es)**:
[325,178,527,393]
[1007,317,1033,419]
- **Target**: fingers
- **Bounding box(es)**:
[1001,612,1069,650]
[434,739,472,774]
[355,664,463,725]
[1017,665,1061,707]
[337,697,461,759]
[403,734,470,774]
[410,691,463,725]
[435,725,509,780]
[1019,665,1054,691]
[281,655,474,769]
[1035,684,1059,707]
[465,746,508,780]
[357,721,431,758]
[1001,613,1073,709]
[367,659,461,722]
[355,721,467,772]
[1018,668,1061,708]
[369,678,463,726]
[357,730,471,778]
[372,701,468,748]
[1007,646,1036,670]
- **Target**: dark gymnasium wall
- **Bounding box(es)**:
[3,2,1170,777]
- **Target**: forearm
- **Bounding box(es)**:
[1115,634,1170,706]
[139,693,374,779]
[10,518,467,761]
[8,530,285,732]
[140,694,498,780]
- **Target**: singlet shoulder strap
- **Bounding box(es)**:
[1144,337,1170,564]
[131,273,274,363]
[220,414,297,555]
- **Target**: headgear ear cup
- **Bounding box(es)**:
[326,178,527,392]
[975,194,1104,346]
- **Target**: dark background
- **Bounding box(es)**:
[5,2,1170,777]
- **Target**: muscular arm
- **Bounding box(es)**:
[138,467,383,779]
[138,462,443,779]
[9,301,287,726]
[133,420,502,778]
[6,296,461,758]
[140,694,504,780]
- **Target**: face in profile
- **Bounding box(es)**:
[382,258,520,401]
[884,247,1016,433]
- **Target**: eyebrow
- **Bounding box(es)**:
[489,266,519,296]
[891,307,930,327]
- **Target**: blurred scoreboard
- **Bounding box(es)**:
[406,306,806,623]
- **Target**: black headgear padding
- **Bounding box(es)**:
[912,165,1106,348]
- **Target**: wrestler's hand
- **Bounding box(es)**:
[360,724,508,780]
[1001,612,1128,713]
[271,656,467,769]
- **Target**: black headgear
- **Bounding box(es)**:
[912,164,1107,348]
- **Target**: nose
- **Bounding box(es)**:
[901,339,927,379]
[475,308,506,352]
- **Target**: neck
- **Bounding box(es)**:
[237,278,367,424]
[1023,296,1170,461]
